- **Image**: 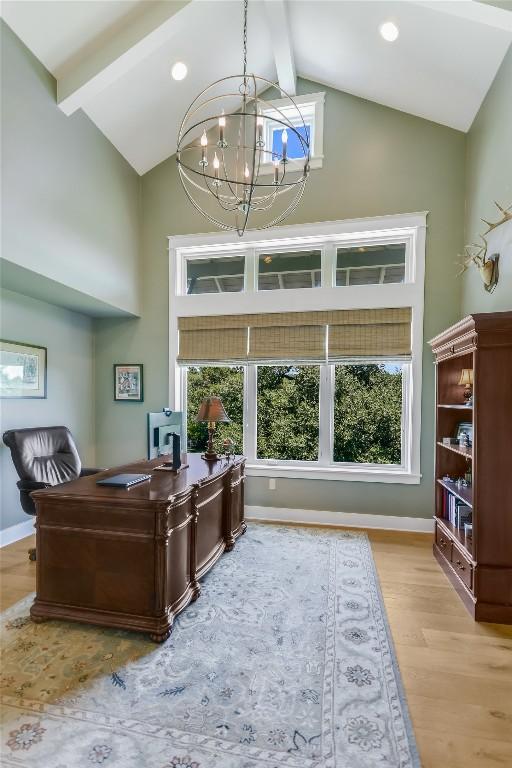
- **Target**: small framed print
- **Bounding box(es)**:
[0,340,47,399]
[114,364,143,402]
[455,421,473,445]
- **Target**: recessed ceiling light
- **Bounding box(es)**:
[379,21,399,42]
[171,61,188,81]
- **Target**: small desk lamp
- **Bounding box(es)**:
[196,397,231,461]
[458,368,473,405]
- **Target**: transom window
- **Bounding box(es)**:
[170,213,426,483]
[186,255,245,294]
[336,244,406,286]
[258,250,321,290]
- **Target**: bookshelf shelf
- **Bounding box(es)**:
[436,478,472,508]
[436,441,472,460]
[437,404,473,410]
[429,312,512,624]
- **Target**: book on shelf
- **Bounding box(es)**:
[442,488,472,529]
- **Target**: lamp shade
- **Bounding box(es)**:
[458,369,473,387]
[195,397,231,423]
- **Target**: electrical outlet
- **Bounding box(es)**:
[269,478,276,490]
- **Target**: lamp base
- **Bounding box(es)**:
[202,452,219,462]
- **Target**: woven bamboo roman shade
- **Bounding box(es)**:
[327,308,412,359]
[250,325,325,360]
[177,308,411,363]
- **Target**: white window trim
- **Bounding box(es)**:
[169,212,427,484]
[258,91,325,174]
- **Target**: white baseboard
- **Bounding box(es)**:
[245,506,434,533]
[0,519,35,548]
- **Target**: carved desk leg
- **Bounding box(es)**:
[224,468,236,552]
[149,627,173,643]
[152,506,174,643]
[240,463,247,535]
[190,487,201,601]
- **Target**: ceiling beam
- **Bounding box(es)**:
[263,0,296,96]
[57,0,194,116]
[414,1,512,32]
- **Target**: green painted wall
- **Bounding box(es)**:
[0,21,141,316]
[94,78,466,519]
[0,23,142,532]
[462,44,512,314]
[0,290,95,530]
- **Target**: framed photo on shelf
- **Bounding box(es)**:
[455,421,473,445]
[0,340,47,399]
[114,364,143,402]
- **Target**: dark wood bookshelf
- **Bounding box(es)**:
[429,312,512,624]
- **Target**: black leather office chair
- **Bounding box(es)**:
[2,426,101,561]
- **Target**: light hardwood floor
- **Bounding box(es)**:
[1,529,512,768]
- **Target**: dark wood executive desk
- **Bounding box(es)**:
[30,454,246,642]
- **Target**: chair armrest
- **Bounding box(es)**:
[17,480,52,492]
[80,467,103,477]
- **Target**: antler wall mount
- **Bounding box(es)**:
[458,201,512,294]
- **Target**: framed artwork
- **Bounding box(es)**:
[455,421,473,445]
[114,364,143,402]
[0,340,47,399]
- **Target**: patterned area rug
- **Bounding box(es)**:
[0,524,420,768]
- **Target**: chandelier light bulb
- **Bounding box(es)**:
[199,129,208,167]
[171,61,188,81]
[273,157,279,184]
[244,163,250,179]
[379,21,399,42]
[212,152,221,184]
[281,128,288,162]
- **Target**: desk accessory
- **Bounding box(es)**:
[96,473,150,488]
[196,397,231,461]
[154,432,189,473]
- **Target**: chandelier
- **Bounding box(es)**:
[176,0,310,237]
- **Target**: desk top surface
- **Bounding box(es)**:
[31,453,244,504]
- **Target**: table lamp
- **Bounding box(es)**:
[458,368,473,405]
[196,397,231,461]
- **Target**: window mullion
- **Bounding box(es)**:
[181,367,188,450]
[322,243,336,288]
[318,363,333,466]
[245,365,257,461]
[246,247,257,292]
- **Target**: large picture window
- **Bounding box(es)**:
[257,366,320,461]
[170,213,426,483]
[333,364,403,465]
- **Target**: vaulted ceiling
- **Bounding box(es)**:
[2,0,511,175]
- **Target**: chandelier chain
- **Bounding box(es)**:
[242,0,248,80]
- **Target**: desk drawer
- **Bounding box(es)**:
[451,545,473,591]
[435,523,452,562]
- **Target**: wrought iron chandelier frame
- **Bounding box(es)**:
[175,0,310,236]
